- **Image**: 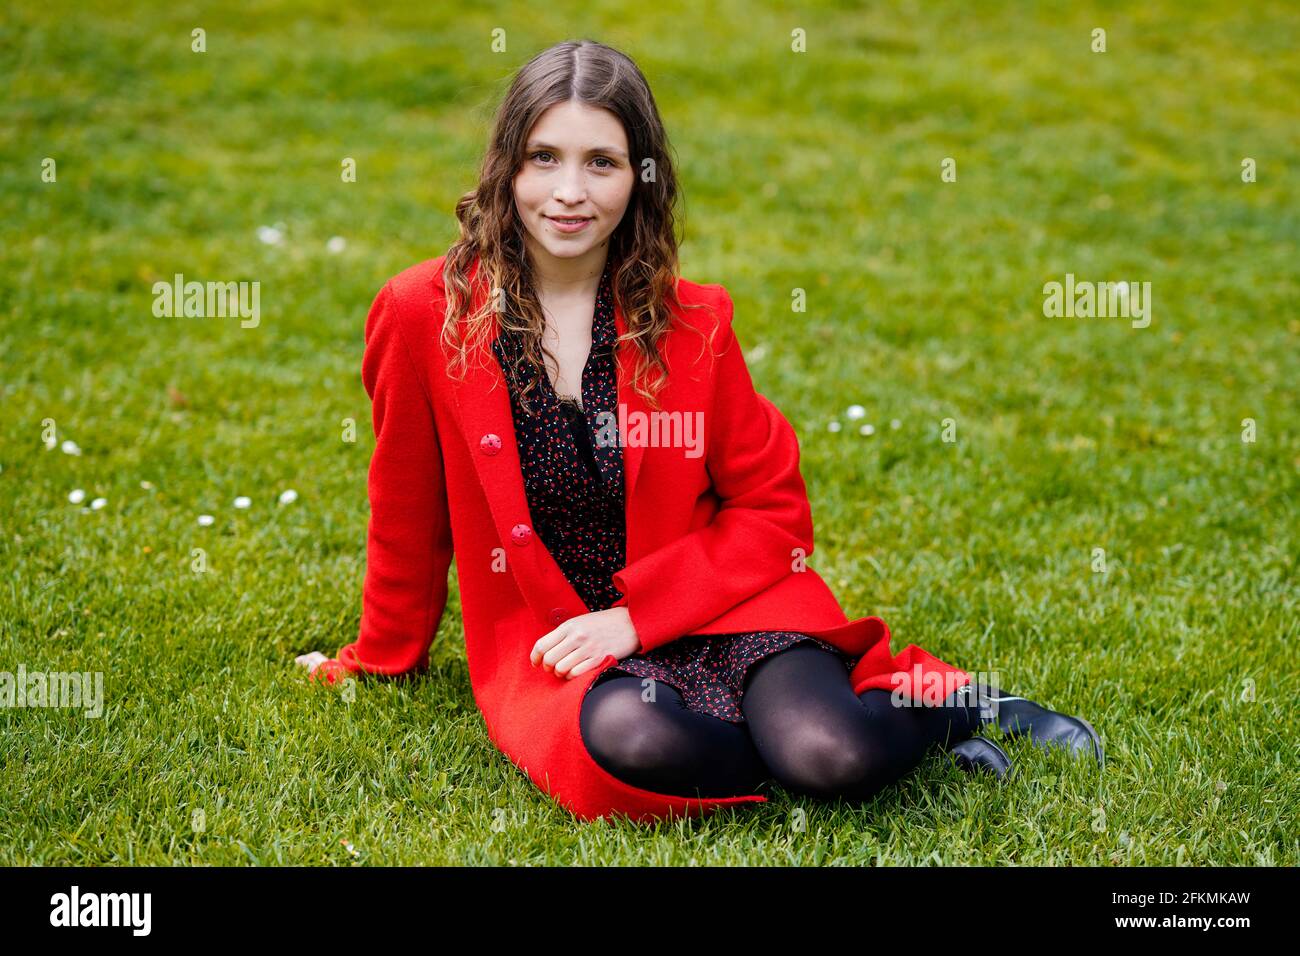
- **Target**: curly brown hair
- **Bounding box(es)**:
[438,38,717,414]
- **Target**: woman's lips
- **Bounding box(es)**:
[546,216,593,234]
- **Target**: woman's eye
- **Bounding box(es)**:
[530,151,614,169]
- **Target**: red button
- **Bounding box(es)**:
[549,607,570,626]
[510,523,532,545]
[479,433,502,455]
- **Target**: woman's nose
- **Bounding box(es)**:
[553,166,587,202]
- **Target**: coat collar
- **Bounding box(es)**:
[440,255,654,623]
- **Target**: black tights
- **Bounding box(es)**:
[579,643,985,800]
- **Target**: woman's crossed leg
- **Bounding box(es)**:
[579,671,770,798]
[579,643,983,800]
[741,643,981,800]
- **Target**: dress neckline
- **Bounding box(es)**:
[492,258,615,420]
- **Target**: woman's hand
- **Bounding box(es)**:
[530,607,640,680]
[295,651,347,684]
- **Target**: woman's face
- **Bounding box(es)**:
[513,100,635,270]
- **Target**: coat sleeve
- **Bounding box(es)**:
[335,282,454,676]
[610,287,815,653]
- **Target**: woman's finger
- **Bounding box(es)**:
[540,633,584,673]
[530,623,569,666]
[552,645,594,679]
[564,654,603,680]
[295,651,329,672]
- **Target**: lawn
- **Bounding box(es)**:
[0,0,1296,865]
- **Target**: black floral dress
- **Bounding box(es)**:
[490,260,855,724]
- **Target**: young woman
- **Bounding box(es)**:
[297,40,1101,823]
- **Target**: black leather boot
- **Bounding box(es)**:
[950,683,1104,769]
[947,736,1016,780]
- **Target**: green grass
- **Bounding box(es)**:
[1,0,1296,865]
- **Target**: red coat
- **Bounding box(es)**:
[333,252,971,823]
